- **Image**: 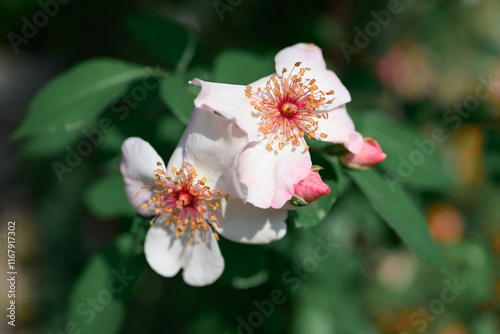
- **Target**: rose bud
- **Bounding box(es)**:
[341,137,387,169]
[291,168,331,206]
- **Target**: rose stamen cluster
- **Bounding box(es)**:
[138,162,229,244]
[245,62,335,152]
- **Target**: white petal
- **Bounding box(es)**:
[144,224,184,278]
[183,109,248,199]
[275,43,327,73]
[182,228,224,287]
[165,115,191,175]
[315,105,363,153]
[191,79,262,141]
[144,223,224,287]
[275,44,351,109]
[217,199,287,244]
[323,104,356,129]
[248,74,274,90]
[237,139,312,209]
[313,70,352,110]
[120,137,165,216]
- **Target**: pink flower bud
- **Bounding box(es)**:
[341,138,387,169]
[293,170,330,203]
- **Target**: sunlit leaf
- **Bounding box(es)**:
[12,59,148,140]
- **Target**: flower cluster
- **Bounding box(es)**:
[120,43,386,286]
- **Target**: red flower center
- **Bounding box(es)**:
[177,192,193,208]
[281,102,298,118]
[138,162,229,243]
[245,62,335,151]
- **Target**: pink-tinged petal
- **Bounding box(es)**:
[191,78,262,141]
[144,223,224,287]
[120,137,165,216]
[165,109,248,199]
[216,199,287,244]
[181,109,248,198]
[275,43,327,73]
[237,139,312,209]
[315,105,364,154]
[317,125,363,154]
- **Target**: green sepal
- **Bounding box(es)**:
[289,195,309,207]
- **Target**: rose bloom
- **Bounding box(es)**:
[120,109,287,286]
[191,43,363,209]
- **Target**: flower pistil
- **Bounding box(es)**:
[138,162,229,244]
[245,62,335,151]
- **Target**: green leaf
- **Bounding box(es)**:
[213,50,274,84]
[159,74,199,124]
[355,112,454,191]
[84,173,136,219]
[130,215,150,247]
[126,14,196,73]
[19,130,84,158]
[67,233,144,334]
[347,168,448,273]
[12,58,148,140]
[155,114,186,144]
[325,155,352,198]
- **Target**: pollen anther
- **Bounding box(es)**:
[140,164,229,242]
[245,62,333,150]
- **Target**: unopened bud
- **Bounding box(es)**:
[341,137,387,169]
[292,169,330,204]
